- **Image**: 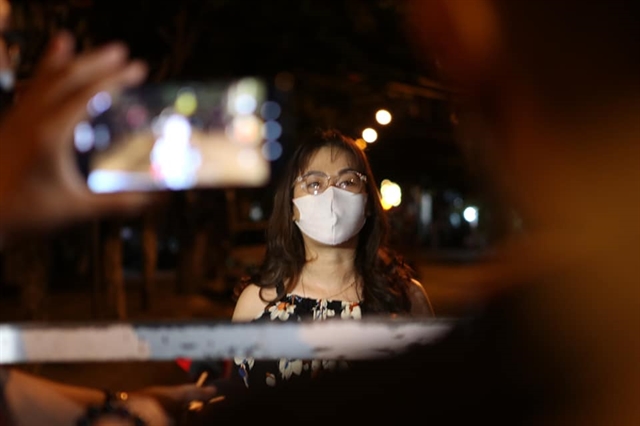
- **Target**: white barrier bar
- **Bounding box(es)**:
[0,318,455,364]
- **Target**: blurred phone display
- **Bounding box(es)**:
[74,78,281,192]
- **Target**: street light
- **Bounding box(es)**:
[375,109,392,125]
[362,128,377,143]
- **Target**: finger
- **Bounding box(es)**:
[57,42,130,89]
[8,32,76,116]
[42,42,133,103]
[46,59,148,145]
[15,43,143,139]
[32,30,76,76]
[174,385,218,402]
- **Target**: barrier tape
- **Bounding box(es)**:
[0,317,454,364]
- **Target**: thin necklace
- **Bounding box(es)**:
[302,278,356,301]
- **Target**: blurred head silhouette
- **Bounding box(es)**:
[404,1,639,424]
[405,0,639,234]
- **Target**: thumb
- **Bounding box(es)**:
[174,384,218,402]
[142,384,218,421]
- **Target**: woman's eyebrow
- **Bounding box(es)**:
[302,167,358,176]
[301,170,326,176]
[338,167,358,174]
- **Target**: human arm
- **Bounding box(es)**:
[408,278,435,317]
[1,367,217,426]
[231,283,272,322]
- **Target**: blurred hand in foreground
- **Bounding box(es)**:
[0,31,151,234]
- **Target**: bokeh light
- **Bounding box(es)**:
[362,128,377,143]
[380,179,401,210]
[463,206,479,227]
[87,91,112,117]
[260,101,282,121]
[93,124,111,150]
[262,140,283,161]
[229,115,263,145]
[74,121,94,152]
[375,109,392,125]
[234,93,257,115]
[262,120,282,140]
[175,88,198,116]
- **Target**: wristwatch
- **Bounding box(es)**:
[75,390,147,426]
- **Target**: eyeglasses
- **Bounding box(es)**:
[294,170,367,196]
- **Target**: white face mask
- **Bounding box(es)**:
[293,186,367,246]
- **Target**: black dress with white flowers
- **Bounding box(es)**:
[233,294,363,390]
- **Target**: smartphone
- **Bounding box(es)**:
[74,77,285,193]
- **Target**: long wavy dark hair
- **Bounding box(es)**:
[235,129,415,314]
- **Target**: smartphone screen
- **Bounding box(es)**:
[74,78,283,193]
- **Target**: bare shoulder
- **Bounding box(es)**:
[407,278,435,317]
[231,283,275,322]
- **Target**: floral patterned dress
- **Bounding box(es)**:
[233,294,363,390]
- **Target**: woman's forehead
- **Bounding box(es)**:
[302,146,356,172]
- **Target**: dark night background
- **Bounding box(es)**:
[10,0,473,191]
[1,0,510,318]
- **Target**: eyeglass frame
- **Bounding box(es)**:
[293,169,368,196]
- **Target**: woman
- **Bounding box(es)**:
[231,128,434,390]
